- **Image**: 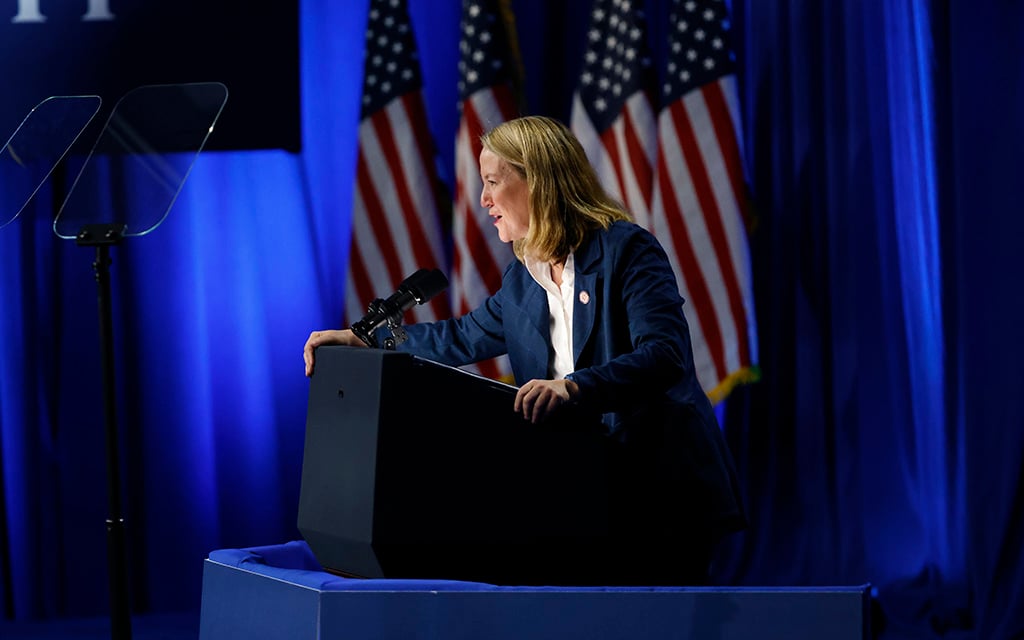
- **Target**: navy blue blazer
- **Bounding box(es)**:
[396,220,746,538]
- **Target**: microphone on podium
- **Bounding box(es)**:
[350,268,449,349]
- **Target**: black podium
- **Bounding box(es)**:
[297,346,613,585]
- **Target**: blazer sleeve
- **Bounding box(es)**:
[392,264,515,367]
[566,226,699,414]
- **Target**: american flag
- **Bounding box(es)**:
[570,0,658,229]
[452,0,520,381]
[345,0,451,328]
[650,0,758,402]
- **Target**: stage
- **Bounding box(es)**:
[198,540,872,640]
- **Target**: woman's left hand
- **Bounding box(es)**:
[514,378,579,424]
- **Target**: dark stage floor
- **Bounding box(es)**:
[0,611,199,640]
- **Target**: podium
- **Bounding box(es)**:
[297,346,613,585]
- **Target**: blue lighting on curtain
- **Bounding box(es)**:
[882,0,958,576]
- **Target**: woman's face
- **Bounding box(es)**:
[479,148,530,243]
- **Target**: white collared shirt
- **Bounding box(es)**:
[525,253,575,380]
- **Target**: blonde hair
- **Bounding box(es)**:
[480,115,631,263]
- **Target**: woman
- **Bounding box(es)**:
[303,115,746,585]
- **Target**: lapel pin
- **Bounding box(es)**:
[579,290,590,305]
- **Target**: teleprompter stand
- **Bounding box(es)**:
[75,222,131,640]
[50,82,229,640]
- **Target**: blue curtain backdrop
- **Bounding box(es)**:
[0,1,1021,638]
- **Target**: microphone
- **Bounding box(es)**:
[350,268,449,348]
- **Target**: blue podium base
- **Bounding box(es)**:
[199,541,871,640]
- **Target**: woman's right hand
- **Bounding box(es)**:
[303,329,366,377]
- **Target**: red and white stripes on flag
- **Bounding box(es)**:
[650,0,758,403]
[569,0,658,229]
[651,76,757,402]
[345,0,451,328]
[572,0,758,403]
[452,0,521,382]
